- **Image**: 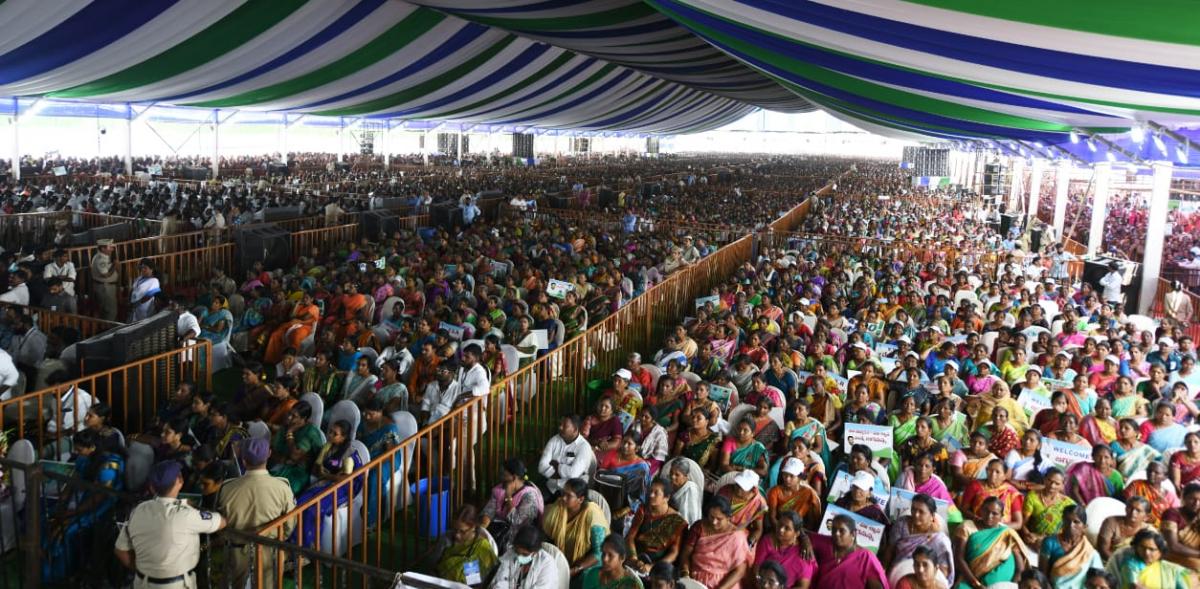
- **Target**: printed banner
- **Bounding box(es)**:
[887,486,950,521]
[707,384,734,412]
[52,166,67,176]
[818,505,886,553]
[438,322,465,341]
[826,470,889,507]
[844,423,893,455]
[1042,377,1073,391]
[1040,437,1094,470]
[489,259,508,277]
[1016,389,1053,420]
[547,279,575,299]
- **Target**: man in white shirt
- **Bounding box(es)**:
[1099,262,1124,305]
[43,249,77,297]
[0,270,31,306]
[420,364,462,424]
[455,344,491,399]
[537,414,595,495]
[0,348,21,401]
[171,296,202,349]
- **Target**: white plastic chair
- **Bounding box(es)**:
[980,332,1000,355]
[640,364,662,392]
[726,403,756,429]
[678,578,707,589]
[125,441,155,492]
[300,393,324,428]
[321,440,370,556]
[390,411,419,507]
[379,296,403,321]
[7,439,35,510]
[1085,497,1127,545]
[587,490,612,526]
[679,371,702,390]
[327,400,362,442]
[543,543,570,589]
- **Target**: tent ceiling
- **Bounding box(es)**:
[0,0,1196,143]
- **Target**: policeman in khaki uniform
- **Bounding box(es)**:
[218,437,296,589]
[115,461,225,588]
[90,238,119,321]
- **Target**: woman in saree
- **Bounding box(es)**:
[786,400,831,469]
[961,459,1024,529]
[208,403,248,462]
[814,514,887,589]
[955,497,1028,589]
[1112,418,1161,481]
[767,457,822,530]
[1048,414,1089,447]
[341,356,379,405]
[358,399,401,525]
[1162,482,1200,571]
[1066,444,1124,506]
[43,430,125,584]
[1005,430,1049,492]
[881,493,955,588]
[251,290,293,351]
[1032,392,1072,436]
[898,417,952,479]
[841,383,885,427]
[295,420,363,547]
[1081,398,1119,446]
[719,417,769,478]
[976,380,1029,438]
[544,479,609,577]
[1142,401,1189,454]
[930,398,969,449]
[890,393,921,448]
[898,454,955,505]
[717,470,767,545]
[1097,497,1154,561]
[1170,433,1200,490]
[674,409,720,472]
[584,398,625,453]
[198,295,233,346]
[263,291,320,364]
[980,406,1022,460]
[1125,461,1179,527]
[751,396,782,451]
[650,360,691,437]
[668,460,703,526]
[678,495,750,589]
[625,479,687,574]
[129,259,161,321]
[432,505,499,587]
[268,402,322,494]
[1021,468,1075,549]
[1110,376,1149,419]
[834,470,890,525]
[598,434,652,513]
[604,369,643,425]
[753,511,817,589]
[957,432,997,488]
[1039,505,1103,589]
[480,458,544,545]
[581,535,643,589]
[1106,530,1197,589]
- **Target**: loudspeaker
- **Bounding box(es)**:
[77,311,178,433]
[430,203,463,231]
[999,213,1017,237]
[513,134,534,159]
[89,222,132,244]
[262,206,303,223]
[379,197,409,211]
[599,188,616,208]
[234,224,291,273]
[363,210,402,238]
[267,162,288,176]
[335,162,350,172]
[183,167,210,180]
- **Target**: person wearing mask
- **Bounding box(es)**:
[489,525,557,589]
[216,438,295,589]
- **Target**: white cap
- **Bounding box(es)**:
[1159,337,1176,348]
[614,368,632,381]
[853,342,872,352]
[905,351,920,359]
[1056,350,1073,358]
[781,457,804,477]
[945,360,959,371]
[1104,355,1120,364]
[733,469,760,491]
[851,471,875,492]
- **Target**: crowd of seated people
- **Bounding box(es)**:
[15,155,1200,589]
[407,172,1200,589]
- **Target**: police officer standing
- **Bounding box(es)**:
[115,461,226,589]
[219,437,296,589]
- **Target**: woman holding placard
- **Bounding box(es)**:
[813,515,887,589]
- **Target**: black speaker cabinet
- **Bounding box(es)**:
[363,210,402,238]
[999,213,1017,237]
[1083,257,1143,315]
[77,311,178,432]
[235,224,292,273]
[262,206,303,223]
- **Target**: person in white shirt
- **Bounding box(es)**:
[537,413,595,495]
[420,364,462,424]
[377,333,415,376]
[1099,263,1125,305]
[0,348,21,401]
[489,525,558,589]
[0,270,31,306]
[171,297,202,347]
[43,249,77,297]
[456,344,491,399]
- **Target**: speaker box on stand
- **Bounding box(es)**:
[234,224,291,273]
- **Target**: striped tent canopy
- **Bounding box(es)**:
[647,0,1200,144]
[1,0,1197,142]
[0,0,764,133]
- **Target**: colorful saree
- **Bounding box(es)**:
[543,501,608,564]
[1081,416,1119,446]
[1107,547,1196,589]
[436,534,499,585]
[719,486,767,530]
[1022,492,1076,536]
[1110,442,1161,481]
[628,507,687,561]
[1065,461,1124,505]
[1162,508,1200,571]
[680,432,721,470]
[813,548,887,589]
[1040,535,1102,589]
[956,526,1024,589]
[931,412,969,447]
[723,438,768,472]
[1124,480,1176,526]
[686,526,750,589]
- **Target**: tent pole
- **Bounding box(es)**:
[211,109,220,180]
[125,104,133,176]
[10,98,19,181]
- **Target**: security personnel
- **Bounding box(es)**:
[218,437,296,589]
[115,460,225,588]
[90,238,119,321]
